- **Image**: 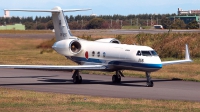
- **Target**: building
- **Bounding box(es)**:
[3,10,10,18]
[178,8,200,15]
[0,24,25,30]
[170,16,200,24]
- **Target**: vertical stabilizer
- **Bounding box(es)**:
[51,6,73,41]
[4,6,91,41]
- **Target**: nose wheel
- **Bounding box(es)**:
[146,80,154,87]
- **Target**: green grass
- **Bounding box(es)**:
[0,87,199,112]
[0,30,52,34]
[122,25,152,29]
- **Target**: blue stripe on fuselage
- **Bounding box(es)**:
[68,56,162,69]
[108,61,162,68]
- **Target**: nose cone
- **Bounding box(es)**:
[144,56,162,71]
[152,57,162,70]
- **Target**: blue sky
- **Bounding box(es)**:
[1,0,200,17]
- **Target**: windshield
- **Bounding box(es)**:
[150,50,158,56]
[141,51,152,56]
[136,50,158,56]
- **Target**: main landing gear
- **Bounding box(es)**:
[71,70,154,87]
[112,70,124,83]
[72,70,82,84]
[146,72,154,87]
[72,70,125,84]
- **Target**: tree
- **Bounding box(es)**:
[161,16,172,29]
[36,23,46,30]
[86,18,104,29]
[186,20,199,29]
[69,21,81,29]
[47,20,54,29]
[171,19,186,29]
[24,22,35,29]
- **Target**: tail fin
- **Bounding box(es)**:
[4,6,91,41]
[51,6,72,41]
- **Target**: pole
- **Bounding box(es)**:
[111,19,112,28]
[81,19,83,29]
[121,20,122,28]
[131,19,132,26]
[157,17,158,25]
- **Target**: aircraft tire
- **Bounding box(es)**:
[73,75,82,84]
[112,75,121,83]
[146,81,154,87]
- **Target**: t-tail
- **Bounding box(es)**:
[4,6,91,41]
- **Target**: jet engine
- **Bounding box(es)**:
[95,38,121,44]
[52,39,82,56]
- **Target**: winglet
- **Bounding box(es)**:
[185,44,190,60]
[161,44,192,66]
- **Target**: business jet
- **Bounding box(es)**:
[0,6,192,87]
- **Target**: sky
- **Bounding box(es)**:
[1,0,200,18]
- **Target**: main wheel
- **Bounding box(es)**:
[73,75,82,84]
[146,81,154,87]
[112,75,121,83]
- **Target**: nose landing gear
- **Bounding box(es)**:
[146,72,154,87]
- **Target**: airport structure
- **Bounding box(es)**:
[0,24,25,30]
[178,8,200,15]
[169,16,200,24]
[4,10,10,18]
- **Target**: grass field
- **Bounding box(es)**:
[0,30,200,111]
[0,37,199,82]
[0,87,200,112]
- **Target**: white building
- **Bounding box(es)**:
[4,10,10,18]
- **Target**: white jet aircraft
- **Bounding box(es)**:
[0,6,192,87]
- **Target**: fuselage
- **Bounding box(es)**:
[52,38,162,72]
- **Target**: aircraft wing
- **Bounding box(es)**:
[0,65,106,70]
[162,44,193,66]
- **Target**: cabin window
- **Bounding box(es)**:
[103,52,106,57]
[97,52,100,57]
[136,51,141,56]
[92,51,95,56]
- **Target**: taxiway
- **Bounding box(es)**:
[0,69,199,102]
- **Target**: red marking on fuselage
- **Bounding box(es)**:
[85,51,89,59]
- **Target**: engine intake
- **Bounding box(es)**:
[70,40,81,53]
[52,39,82,56]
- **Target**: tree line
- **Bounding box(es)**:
[0,13,199,30]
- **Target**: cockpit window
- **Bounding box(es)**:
[150,50,158,56]
[141,51,152,56]
[137,50,158,56]
[136,51,141,56]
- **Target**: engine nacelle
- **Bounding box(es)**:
[95,38,121,44]
[52,39,82,56]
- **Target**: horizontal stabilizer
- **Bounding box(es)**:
[4,7,91,13]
